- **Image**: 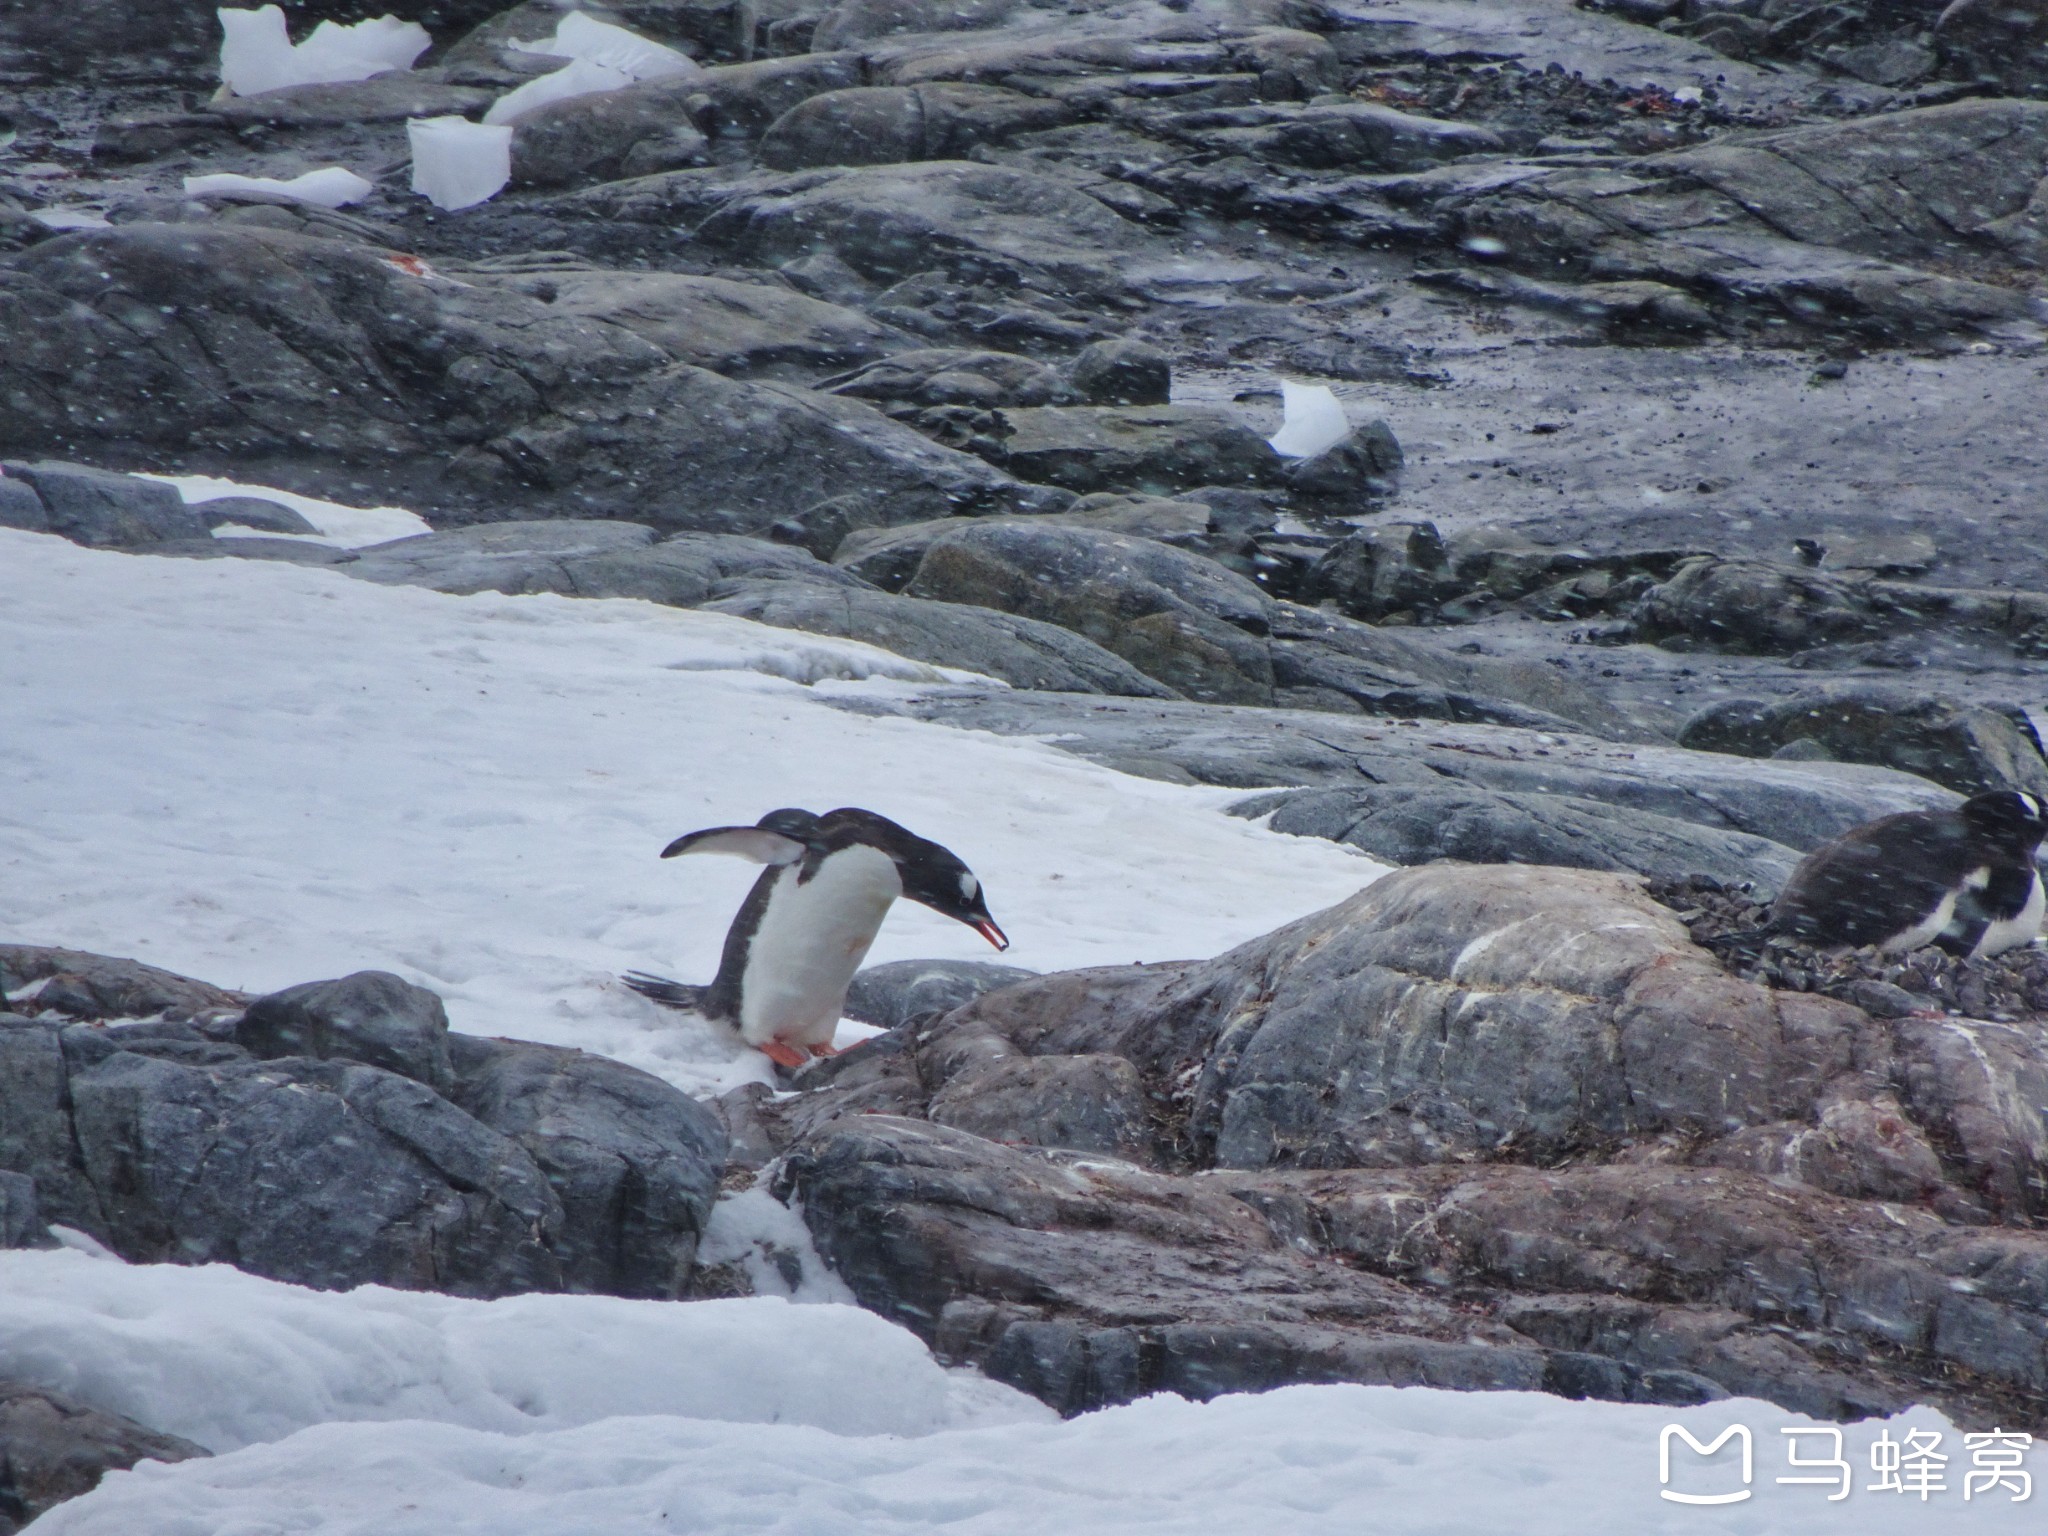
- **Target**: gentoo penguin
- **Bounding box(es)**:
[1770,790,2047,959]
[624,807,1007,1068]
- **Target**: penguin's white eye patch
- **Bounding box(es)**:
[959,873,979,901]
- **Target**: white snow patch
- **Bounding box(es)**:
[408,116,513,211]
[182,166,374,208]
[483,58,633,127]
[1267,380,1351,458]
[31,1370,2036,1536]
[28,208,110,230]
[218,6,429,97]
[0,528,1383,1101]
[142,473,432,547]
[0,1249,1043,1455]
[695,1185,857,1303]
[506,12,700,82]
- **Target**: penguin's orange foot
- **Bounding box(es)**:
[758,1040,810,1069]
[809,1041,841,1059]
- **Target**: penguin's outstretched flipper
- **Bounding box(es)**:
[623,972,708,1011]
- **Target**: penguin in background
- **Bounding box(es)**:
[1769,790,2047,960]
[626,807,1007,1068]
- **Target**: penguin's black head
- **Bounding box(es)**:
[1961,791,2048,855]
[895,840,1009,951]
[812,808,1009,951]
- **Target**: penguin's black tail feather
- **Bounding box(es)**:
[623,972,707,1011]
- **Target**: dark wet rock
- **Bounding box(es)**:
[67,1043,566,1295]
[823,348,1075,409]
[1236,783,1804,893]
[1280,419,1403,514]
[0,1382,207,1535]
[1631,557,2048,657]
[833,500,1211,589]
[0,225,1034,529]
[0,946,246,1023]
[903,521,1279,703]
[510,89,713,186]
[0,1175,47,1252]
[0,953,729,1300]
[190,496,319,535]
[759,84,1074,170]
[836,689,1955,847]
[447,1034,727,1299]
[238,971,456,1095]
[843,957,1040,1031]
[992,404,1284,494]
[1065,338,1173,407]
[207,77,498,128]
[702,581,1181,694]
[0,462,207,548]
[1190,100,1507,170]
[345,522,869,601]
[691,160,1143,297]
[1679,689,2048,798]
[481,268,906,381]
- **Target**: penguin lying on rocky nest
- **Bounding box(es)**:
[625,807,1007,1068]
[1769,790,2047,959]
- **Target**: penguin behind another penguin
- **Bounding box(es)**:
[1770,790,2047,959]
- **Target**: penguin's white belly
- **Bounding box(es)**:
[1975,870,2045,958]
[737,845,901,1049]
[1880,889,1956,954]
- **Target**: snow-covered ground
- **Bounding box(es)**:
[0,520,1384,1099]
[2,512,2034,1533]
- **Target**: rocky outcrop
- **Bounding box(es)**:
[0,953,726,1301]
[0,225,1036,531]
[762,865,2048,1424]
[0,1382,207,1536]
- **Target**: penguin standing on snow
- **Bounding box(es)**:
[1770,790,2047,959]
[625,807,1008,1068]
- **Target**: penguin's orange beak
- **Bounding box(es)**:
[972,918,1010,951]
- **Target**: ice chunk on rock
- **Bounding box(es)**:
[507,12,701,82]
[183,167,374,209]
[218,6,430,97]
[408,116,513,211]
[483,57,635,127]
[1268,380,1352,459]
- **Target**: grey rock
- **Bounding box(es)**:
[1677,689,2048,798]
[1216,101,1507,171]
[702,580,1180,695]
[1065,338,1172,407]
[448,1035,727,1299]
[190,495,319,535]
[0,946,246,1022]
[1632,558,1892,653]
[485,269,906,381]
[759,84,1073,171]
[1236,784,1803,894]
[238,970,456,1095]
[928,1052,1152,1158]
[1282,419,1403,514]
[824,349,1074,410]
[0,475,51,534]
[811,0,1023,47]
[0,1382,207,1535]
[843,958,1039,1031]
[833,501,1211,590]
[68,1045,564,1296]
[205,77,496,128]
[344,521,661,594]
[994,404,1283,495]
[511,90,711,187]
[835,689,1956,849]
[0,225,1030,531]
[693,161,1142,298]
[0,462,206,548]
[904,521,1277,704]
[0,1172,46,1251]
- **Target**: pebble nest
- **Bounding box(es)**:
[1646,875,2048,1023]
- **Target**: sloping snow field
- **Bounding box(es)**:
[1,517,2033,1533]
